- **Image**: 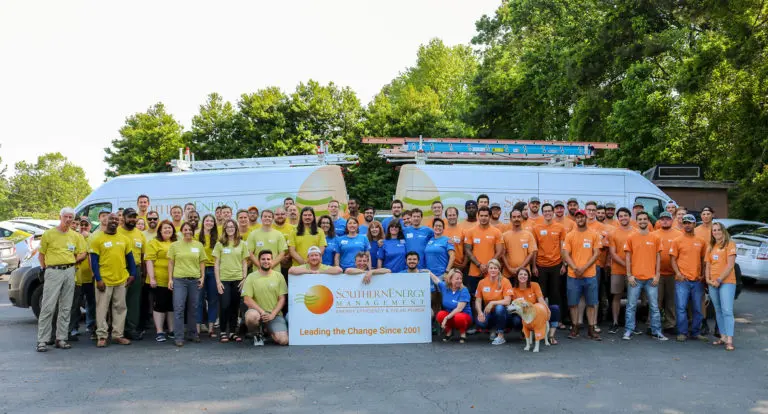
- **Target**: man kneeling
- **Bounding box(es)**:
[243,250,288,346]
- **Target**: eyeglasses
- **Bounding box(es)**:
[147,217,159,221]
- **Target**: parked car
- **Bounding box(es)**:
[0,261,7,274]
[732,226,768,285]
[713,218,767,236]
[0,221,34,265]
[7,251,44,317]
[0,239,18,274]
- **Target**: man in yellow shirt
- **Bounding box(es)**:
[118,208,147,340]
[90,213,137,348]
[287,204,300,227]
[247,210,288,270]
[143,210,159,241]
[273,207,296,275]
[242,250,289,346]
[136,194,150,222]
[288,246,343,275]
[247,206,261,232]
[36,207,87,352]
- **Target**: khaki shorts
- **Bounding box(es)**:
[245,309,288,333]
[610,274,626,294]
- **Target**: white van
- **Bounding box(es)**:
[394,164,671,222]
[75,165,349,225]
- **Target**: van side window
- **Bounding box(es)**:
[78,202,112,231]
[634,197,663,222]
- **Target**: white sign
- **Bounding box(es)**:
[288,272,432,345]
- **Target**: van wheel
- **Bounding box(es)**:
[31,284,44,319]
[742,277,757,286]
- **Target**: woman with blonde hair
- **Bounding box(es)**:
[706,222,738,351]
[213,219,249,343]
[474,259,514,345]
[431,269,472,343]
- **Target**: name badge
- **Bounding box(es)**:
[453,236,461,243]
[427,240,434,245]
[483,287,491,292]
[191,248,200,253]
[583,242,591,248]
[67,243,76,252]
[223,248,232,254]
[135,241,142,248]
[256,241,264,247]
[340,240,349,245]
[104,242,113,248]
[522,243,529,249]
[540,230,548,236]
[712,254,719,260]
[406,233,414,239]
[474,238,481,244]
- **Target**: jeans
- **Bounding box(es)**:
[475,304,512,333]
[709,283,736,337]
[510,304,561,330]
[219,280,241,335]
[173,278,200,340]
[675,280,704,336]
[196,267,219,325]
[626,279,661,334]
[82,282,96,331]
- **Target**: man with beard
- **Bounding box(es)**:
[460,200,478,230]
[272,207,295,277]
[382,200,405,231]
[143,211,159,241]
[553,200,575,233]
[90,213,137,347]
[654,201,678,230]
[489,203,504,229]
[528,196,543,224]
[562,210,602,341]
[363,206,376,226]
[183,203,196,222]
[566,198,579,221]
[653,212,682,333]
[603,202,618,227]
[118,208,147,340]
[607,208,636,334]
[242,250,289,346]
[344,198,365,223]
[247,206,260,231]
[287,204,300,227]
[501,208,537,277]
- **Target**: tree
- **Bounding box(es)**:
[0,157,11,219]
[188,93,239,160]
[8,153,91,218]
[104,103,186,177]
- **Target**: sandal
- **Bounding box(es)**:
[712,339,725,346]
[549,336,558,345]
[725,343,735,351]
[55,340,72,349]
[96,338,107,348]
[219,333,229,343]
[209,330,217,339]
[36,342,48,352]
[230,334,242,343]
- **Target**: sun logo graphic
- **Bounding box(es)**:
[294,285,334,314]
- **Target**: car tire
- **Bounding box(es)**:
[742,276,757,286]
[31,283,44,319]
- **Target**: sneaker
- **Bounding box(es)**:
[632,329,643,336]
[676,334,687,342]
[622,331,632,340]
[652,333,669,341]
[466,328,477,335]
[608,323,619,334]
[491,336,506,345]
[253,334,265,347]
[155,332,167,342]
[594,326,602,333]
[167,331,175,340]
[70,329,80,337]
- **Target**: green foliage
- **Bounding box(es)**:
[105,103,186,177]
[0,157,11,219]
[5,153,91,219]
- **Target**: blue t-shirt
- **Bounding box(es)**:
[333,217,349,237]
[338,234,370,270]
[323,236,338,266]
[359,224,369,238]
[404,226,434,267]
[378,238,407,273]
[438,281,472,317]
[369,238,380,268]
[425,236,455,278]
[381,217,404,232]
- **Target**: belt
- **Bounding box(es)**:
[48,264,75,270]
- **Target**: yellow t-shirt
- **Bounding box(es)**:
[288,228,328,266]
[247,229,288,259]
[145,238,172,287]
[241,270,287,315]
[89,232,132,286]
[75,234,92,285]
[272,222,295,239]
[212,240,249,281]
[167,240,207,278]
[143,229,157,242]
[39,228,86,266]
[118,227,146,263]
[195,231,217,267]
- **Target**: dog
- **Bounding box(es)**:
[507,298,551,352]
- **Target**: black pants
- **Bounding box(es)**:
[536,263,562,322]
[69,284,83,332]
[220,281,241,334]
[140,283,152,332]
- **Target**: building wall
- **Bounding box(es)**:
[660,187,729,217]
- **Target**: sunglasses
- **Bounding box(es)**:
[147,217,159,221]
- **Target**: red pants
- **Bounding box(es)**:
[436,311,472,334]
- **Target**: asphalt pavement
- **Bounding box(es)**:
[1,280,767,414]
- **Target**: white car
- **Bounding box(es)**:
[713,218,767,236]
[733,226,768,284]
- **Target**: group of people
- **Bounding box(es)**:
[35,193,738,352]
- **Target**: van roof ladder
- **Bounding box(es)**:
[169,142,358,172]
[362,136,618,166]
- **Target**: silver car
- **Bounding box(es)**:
[713,218,767,236]
[0,239,19,273]
[733,226,768,284]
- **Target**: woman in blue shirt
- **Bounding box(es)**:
[366,221,385,268]
[430,269,472,343]
[425,218,456,317]
[335,217,370,271]
[378,219,407,273]
[318,215,338,266]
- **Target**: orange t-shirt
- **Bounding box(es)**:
[511,281,543,305]
[654,228,683,276]
[563,229,601,278]
[464,225,503,276]
[630,219,640,229]
[343,212,365,223]
[669,234,706,281]
[609,227,636,275]
[695,224,713,243]
[624,232,662,280]
[706,241,737,284]
[443,225,465,267]
[501,229,538,277]
[529,215,545,225]
[554,216,575,233]
[533,221,566,267]
[475,276,513,304]
[521,220,536,233]
[603,218,618,228]
[458,220,478,231]
[493,222,510,234]
[588,220,613,267]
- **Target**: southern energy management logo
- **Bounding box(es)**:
[294,285,335,315]
[295,284,426,315]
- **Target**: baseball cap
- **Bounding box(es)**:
[465,200,478,208]
[79,216,90,223]
[529,196,540,203]
[248,206,259,212]
[659,212,673,219]
[574,209,587,217]
[490,202,501,209]
[123,208,138,217]
[554,200,565,207]
[605,202,616,209]
[682,214,696,223]
[596,204,606,210]
[633,201,644,208]
[666,200,678,207]
[567,197,579,204]
[307,246,322,255]
[98,208,111,216]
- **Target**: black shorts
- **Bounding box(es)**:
[152,287,173,313]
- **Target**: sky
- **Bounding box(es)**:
[0,0,501,188]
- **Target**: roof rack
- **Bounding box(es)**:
[362,136,618,166]
[169,142,358,172]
